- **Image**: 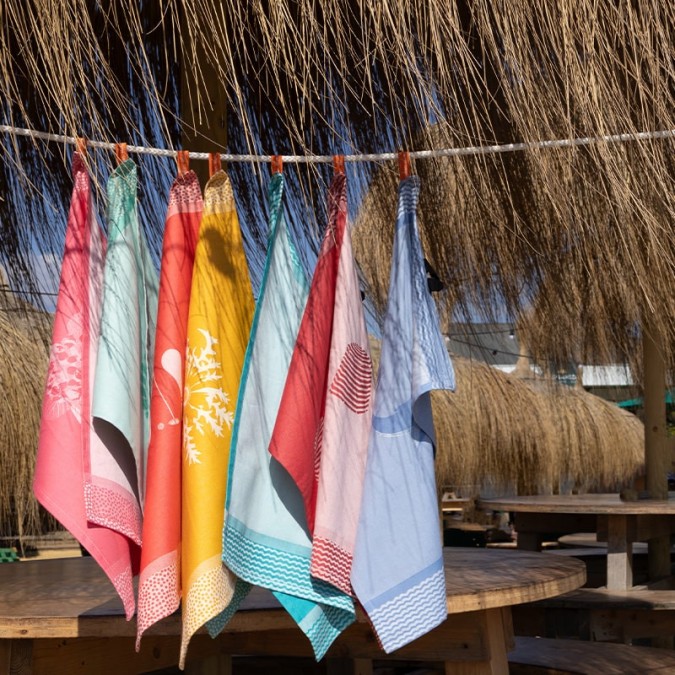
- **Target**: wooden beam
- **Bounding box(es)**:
[643,323,670,584]
[644,324,668,499]
[179,2,228,187]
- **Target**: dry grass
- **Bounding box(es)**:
[0,2,673,370]
[370,338,644,496]
[437,360,644,496]
[0,302,54,539]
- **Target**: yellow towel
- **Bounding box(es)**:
[180,171,254,666]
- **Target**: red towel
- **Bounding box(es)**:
[136,171,202,647]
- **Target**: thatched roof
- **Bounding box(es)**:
[370,338,644,495]
[0,2,672,375]
[0,296,53,540]
[438,360,644,495]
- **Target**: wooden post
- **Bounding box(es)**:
[179,3,228,187]
[643,325,670,585]
[606,515,633,590]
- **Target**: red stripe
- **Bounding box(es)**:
[329,343,372,415]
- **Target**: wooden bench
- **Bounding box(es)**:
[545,547,651,588]
[508,636,675,673]
[513,588,675,642]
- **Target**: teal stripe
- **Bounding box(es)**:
[223,519,353,611]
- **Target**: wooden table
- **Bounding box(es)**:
[478,494,675,590]
[441,497,473,514]
[0,549,584,675]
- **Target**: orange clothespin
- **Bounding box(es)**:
[398,151,411,180]
[333,155,345,175]
[176,150,190,176]
[76,137,87,155]
[115,142,128,164]
[271,155,283,174]
[209,152,222,178]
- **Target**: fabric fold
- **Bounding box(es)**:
[87,158,158,549]
[351,175,455,652]
[180,170,254,667]
[34,152,137,619]
[270,175,374,565]
[309,175,374,594]
[136,170,203,648]
[221,173,354,660]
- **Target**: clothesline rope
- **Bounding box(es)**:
[1,123,674,164]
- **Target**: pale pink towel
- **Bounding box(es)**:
[310,176,373,593]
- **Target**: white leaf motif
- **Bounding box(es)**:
[183,329,234,465]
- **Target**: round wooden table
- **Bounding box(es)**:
[0,549,585,675]
[478,493,675,590]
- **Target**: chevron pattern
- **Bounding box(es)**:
[223,521,354,610]
[367,566,446,653]
[311,535,353,594]
[329,342,372,414]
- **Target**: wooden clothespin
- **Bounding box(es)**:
[398,151,411,180]
[333,155,345,175]
[209,152,222,178]
[271,155,283,175]
[176,150,190,177]
[76,137,87,155]
[115,142,128,164]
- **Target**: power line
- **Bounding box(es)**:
[448,336,532,361]
[1,124,674,164]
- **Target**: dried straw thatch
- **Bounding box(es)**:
[0,1,672,375]
[0,286,53,540]
[370,338,644,495]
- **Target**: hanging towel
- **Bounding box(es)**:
[220,172,354,659]
[180,170,254,667]
[87,158,159,550]
[136,171,202,648]
[270,172,373,596]
[34,151,137,619]
[309,175,373,594]
[351,175,455,653]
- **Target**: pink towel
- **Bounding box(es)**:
[270,172,373,594]
[34,152,137,618]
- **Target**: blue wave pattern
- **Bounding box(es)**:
[366,566,446,650]
[225,520,353,608]
[351,175,455,653]
[224,519,354,657]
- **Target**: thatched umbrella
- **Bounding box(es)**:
[0,284,53,542]
[369,338,644,496]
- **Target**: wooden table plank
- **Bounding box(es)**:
[0,549,585,675]
[0,550,585,639]
[478,494,675,591]
[479,494,675,515]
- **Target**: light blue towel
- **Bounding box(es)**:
[216,173,355,657]
[88,159,158,546]
[351,175,455,652]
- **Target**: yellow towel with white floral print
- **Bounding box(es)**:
[180,170,254,667]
